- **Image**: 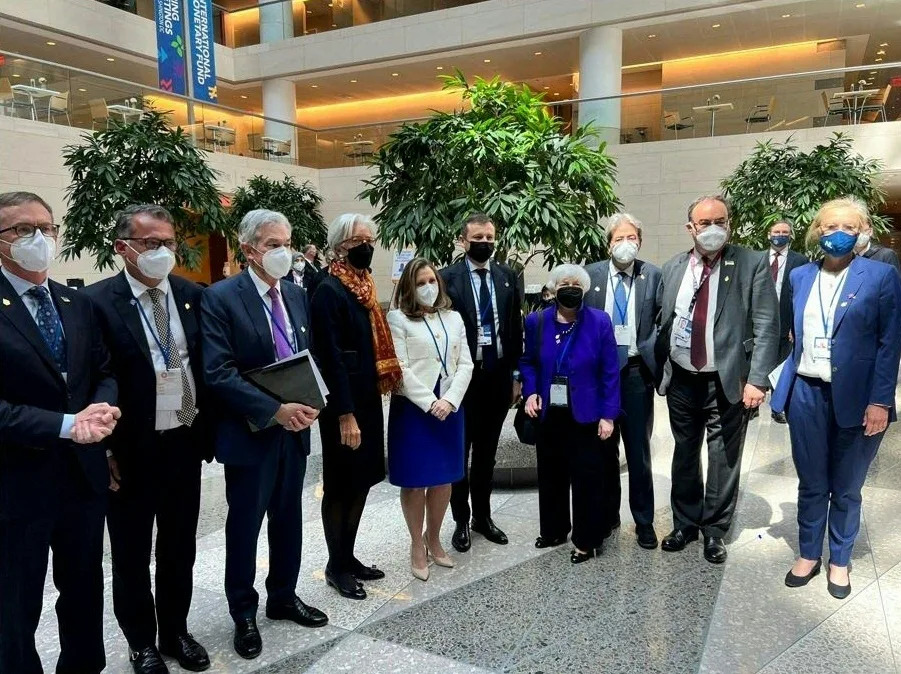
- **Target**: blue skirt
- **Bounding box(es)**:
[387,386,465,489]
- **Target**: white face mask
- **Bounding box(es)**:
[9,232,55,272]
[416,282,439,307]
[258,246,292,279]
[856,232,871,249]
[292,259,306,272]
[695,224,728,253]
[611,241,639,266]
[133,246,176,280]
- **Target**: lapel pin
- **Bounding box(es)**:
[594,286,601,293]
[301,326,307,333]
[184,302,191,310]
[840,301,848,307]
[2,298,10,307]
[639,274,645,280]
[60,295,70,303]
[724,276,730,282]
[504,282,510,288]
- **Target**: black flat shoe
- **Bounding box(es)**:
[233,618,262,660]
[159,633,210,672]
[325,569,367,600]
[535,535,567,549]
[703,536,727,564]
[827,564,852,600]
[266,595,329,626]
[771,411,788,424]
[471,517,509,545]
[636,523,659,550]
[452,522,471,552]
[570,546,601,564]
[661,528,699,552]
[130,646,168,674]
[784,559,822,588]
[351,559,385,581]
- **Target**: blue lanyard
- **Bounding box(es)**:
[425,312,450,377]
[466,259,495,326]
[261,298,298,355]
[817,267,848,337]
[135,294,174,365]
[555,319,580,375]
[611,270,633,324]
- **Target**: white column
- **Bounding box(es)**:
[262,78,297,157]
[578,26,622,146]
[259,0,294,43]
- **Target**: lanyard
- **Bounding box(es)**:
[466,259,494,328]
[135,294,174,365]
[555,319,580,375]
[817,268,848,337]
[261,297,298,355]
[610,269,633,325]
[425,312,450,377]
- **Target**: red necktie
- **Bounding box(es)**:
[771,251,780,283]
[690,257,711,370]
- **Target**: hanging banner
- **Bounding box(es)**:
[154,0,187,95]
[187,0,219,103]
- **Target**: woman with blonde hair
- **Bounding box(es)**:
[772,197,901,599]
[387,258,473,580]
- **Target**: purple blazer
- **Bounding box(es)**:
[520,306,621,424]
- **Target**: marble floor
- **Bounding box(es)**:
[37,397,901,674]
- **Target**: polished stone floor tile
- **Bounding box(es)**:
[860,483,901,575]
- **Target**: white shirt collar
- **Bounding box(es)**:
[124,268,170,300]
[1,265,50,297]
[466,257,491,272]
[770,247,786,257]
[249,266,279,297]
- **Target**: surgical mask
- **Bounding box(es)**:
[416,282,439,307]
[257,246,292,279]
[819,231,858,258]
[611,241,639,266]
[8,232,55,272]
[556,286,584,310]
[292,259,306,272]
[855,232,871,249]
[134,246,176,280]
[769,235,790,249]
[346,242,374,270]
[467,241,494,264]
[695,224,728,253]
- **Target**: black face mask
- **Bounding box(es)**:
[346,242,374,270]
[467,241,494,264]
[556,286,584,310]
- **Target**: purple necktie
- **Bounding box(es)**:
[267,286,294,360]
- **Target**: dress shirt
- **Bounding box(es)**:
[249,267,296,353]
[466,258,504,360]
[670,251,719,373]
[769,248,787,301]
[603,262,639,357]
[797,268,848,382]
[1,265,73,437]
[125,269,196,431]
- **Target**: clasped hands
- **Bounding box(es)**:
[524,394,614,440]
[430,399,455,421]
[275,403,319,432]
[71,402,121,444]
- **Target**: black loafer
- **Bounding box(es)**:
[703,536,727,564]
[570,545,602,564]
[771,411,788,424]
[159,634,210,672]
[452,522,471,552]
[535,535,567,549]
[351,559,385,581]
[266,596,329,626]
[661,528,699,552]
[636,523,659,550]
[827,564,852,600]
[233,618,262,660]
[471,517,509,545]
[130,646,168,674]
[784,559,822,588]
[325,569,367,601]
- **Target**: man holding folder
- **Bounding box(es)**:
[201,210,328,661]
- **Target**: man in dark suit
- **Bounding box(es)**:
[655,195,779,564]
[854,219,901,275]
[84,205,211,674]
[585,213,662,550]
[0,191,120,674]
[765,219,807,424]
[201,209,327,661]
[439,212,524,552]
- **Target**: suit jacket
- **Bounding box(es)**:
[771,256,901,427]
[387,308,474,413]
[83,271,212,463]
[775,249,808,360]
[861,243,901,276]
[655,244,780,405]
[520,306,621,424]
[439,259,524,367]
[201,270,313,465]
[584,258,662,376]
[0,272,117,519]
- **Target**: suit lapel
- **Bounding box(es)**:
[593,261,610,308]
[238,272,276,361]
[664,252,690,324]
[49,282,81,380]
[0,273,63,381]
[714,245,736,325]
[832,256,866,333]
[111,272,153,366]
[171,278,200,362]
[455,262,477,322]
[490,262,511,327]
[632,260,647,334]
[280,281,309,352]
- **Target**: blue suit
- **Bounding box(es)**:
[772,256,901,565]
[201,270,313,619]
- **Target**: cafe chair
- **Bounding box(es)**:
[820,91,849,126]
[0,78,36,119]
[47,91,71,125]
[663,110,694,139]
[270,138,292,161]
[247,132,266,159]
[89,98,110,130]
[859,85,892,123]
[745,96,776,132]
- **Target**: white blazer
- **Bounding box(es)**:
[387,308,474,413]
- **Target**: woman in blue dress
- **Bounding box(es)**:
[387,257,474,581]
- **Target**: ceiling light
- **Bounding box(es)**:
[543,86,549,90]
[877,49,886,55]
[647,34,657,38]
[871,70,878,74]
[879,42,888,47]
[553,92,560,96]
[239,94,248,99]
[855,2,865,7]
[391,72,399,77]
[106,57,115,62]
[311,84,318,88]
[534,51,542,56]
[483,59,491,63]
[331,23,337,27]
[711,23,721,29]
[350,79,357,83]
[12,74,20,78]
[781,14,791,18]
[46,41,56,46]
[78,87,86,92]
[875,57,883,61]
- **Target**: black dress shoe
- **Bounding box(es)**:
[661,528,699,552]
[471,517,508,545]
[159,634,209,672]
[570,545,602,564]
[827,565,852,600]
[535,535,567,549]
[267,596,330,625]
[351,558,385,581]
[703,536,727,564]
[452,522,471,552]
[635,523,659,550]
[325,569,367,600]
[772,411,788,424]
[130,646,169,674]
[233,619,262,660]
[784,559,822,588]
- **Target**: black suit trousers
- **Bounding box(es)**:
[0,457,106,674]
[666,365,749,537]
[452,362,512,523]
[108,426,202,649]
[612,361,656,526]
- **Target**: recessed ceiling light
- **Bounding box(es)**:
[391,72,399,77]
[855,2,865,7]
[543,86,550,90]
[871,70,878,74]
[781,14,791,18]
[534,51,542,56]
[483,59,491,63]
[647,34,657,38]
[553,92,560,96]
[45,41,56,46]
[12,74,20,78]
[106,57,115,62]
[311,84,318,88]
[240,94,248,99]
[711,23,721,28]
[306,9,312,14]
[78,87,87,92]
[876,49,886,55]
[436,66,443,70]
[879,42,889,47]
[875,57,883,61]
[350,79,357,83]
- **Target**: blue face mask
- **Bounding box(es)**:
[769,234,790,248]
[819,230,858,258]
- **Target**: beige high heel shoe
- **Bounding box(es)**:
[423,533,455,568]
[411,542,429,581]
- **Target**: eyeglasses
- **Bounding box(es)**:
[0,223,60,238]
[120,237,178,251]
[691,218,729,229]
[343,236,375,247]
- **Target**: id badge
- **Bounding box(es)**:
[812,337,831,361]
[550,375,569,408]
[157,369,184,410]
[614,324,630,347]
[477,325,492,346]
[673,316,692,349]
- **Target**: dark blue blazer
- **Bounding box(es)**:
[201,270,313,465]
[520,306,621,424]
[771,256,901,428]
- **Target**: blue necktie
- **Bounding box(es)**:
[613,272,629,370]
[27,285,67,373]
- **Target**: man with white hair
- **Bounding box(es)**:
[201,209,328,661]
[584,213,662,550]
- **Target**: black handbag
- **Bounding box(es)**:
[513,310,545,446]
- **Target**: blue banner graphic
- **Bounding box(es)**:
[154,0,187,95]
[187,0,218,103]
